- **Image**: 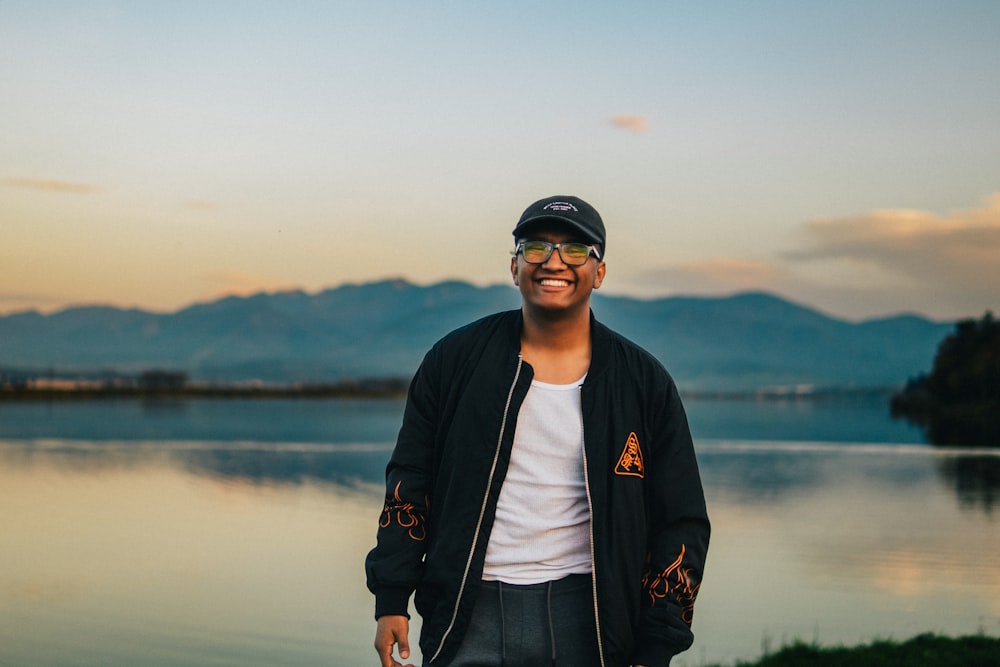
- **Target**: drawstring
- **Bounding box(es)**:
[547,580,557,667]
[496,579,559,666]
[498,581,507,667]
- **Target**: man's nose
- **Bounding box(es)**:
[542,246,568,268]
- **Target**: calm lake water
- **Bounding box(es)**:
[1,396,998,667]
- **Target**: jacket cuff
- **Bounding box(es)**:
[374,586,413,620]
[633,637,682,667]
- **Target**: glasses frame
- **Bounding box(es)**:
[513,239,603,265]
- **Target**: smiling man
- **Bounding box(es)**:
[366,195,710,667]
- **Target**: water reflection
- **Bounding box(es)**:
[3,396,1000,666]
[0,441,383,667]
[690,441,1000,666]
[1,439,392,488]
[7,436,1000,516]
[179,443,392,488]
[3,438,1000,667]
[696,441,1000,515]
[936,455,1000,514]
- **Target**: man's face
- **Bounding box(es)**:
[510,223,606,317]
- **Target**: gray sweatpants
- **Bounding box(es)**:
[441,573,603,667]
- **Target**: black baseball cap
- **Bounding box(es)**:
[512,195,606,254]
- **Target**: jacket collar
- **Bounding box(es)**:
[503,308,611,383]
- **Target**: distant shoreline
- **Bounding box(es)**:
[0,380,410,401]
[0,382,896,402]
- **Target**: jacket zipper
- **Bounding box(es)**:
[428,354,524,664]
[581,388,607,667]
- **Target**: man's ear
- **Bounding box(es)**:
[510,257,519,286]
[593,261,606,289]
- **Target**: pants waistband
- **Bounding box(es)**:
[479,572,592,593]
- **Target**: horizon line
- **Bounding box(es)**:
[0,276,959,324]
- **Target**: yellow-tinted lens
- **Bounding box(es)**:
[520,241,553,263]
[519,241,594,265]
[559,243,592,264]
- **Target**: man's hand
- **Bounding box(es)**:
[374,615,414,667]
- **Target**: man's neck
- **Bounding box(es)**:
[519,304,592,384]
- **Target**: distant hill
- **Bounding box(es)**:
[0,279,953,392]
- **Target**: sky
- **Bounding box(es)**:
[2,1,999,322]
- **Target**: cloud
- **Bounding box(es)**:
[1,176,102,194]
[610,114,648,133]
[618,195,1000,320]
[788,194,1000,293]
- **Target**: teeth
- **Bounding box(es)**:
[540,279,570,287]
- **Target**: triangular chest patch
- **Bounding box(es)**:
[615,431,644,477]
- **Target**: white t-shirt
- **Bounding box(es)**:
[482,375,592,584]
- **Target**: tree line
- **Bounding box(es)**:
[891,312,1000,446]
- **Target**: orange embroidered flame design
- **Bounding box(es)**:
[379,481,427,541]
[614,431,644,477]
[641,545,700,624]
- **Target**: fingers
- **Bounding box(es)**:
[374,621,397,667]
[374,615,413,667]
[395,627,410,661]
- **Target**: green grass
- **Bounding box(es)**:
[705,633,1000,667]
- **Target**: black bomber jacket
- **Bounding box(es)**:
[365,310,710,667]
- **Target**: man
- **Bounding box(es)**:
[366,195,710,667]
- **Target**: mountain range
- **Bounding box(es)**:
[0,278,954,393]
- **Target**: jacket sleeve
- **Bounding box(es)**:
[364,344,441,619]
[634,378,710,667]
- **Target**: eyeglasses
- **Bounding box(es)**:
[514,240,602,265]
